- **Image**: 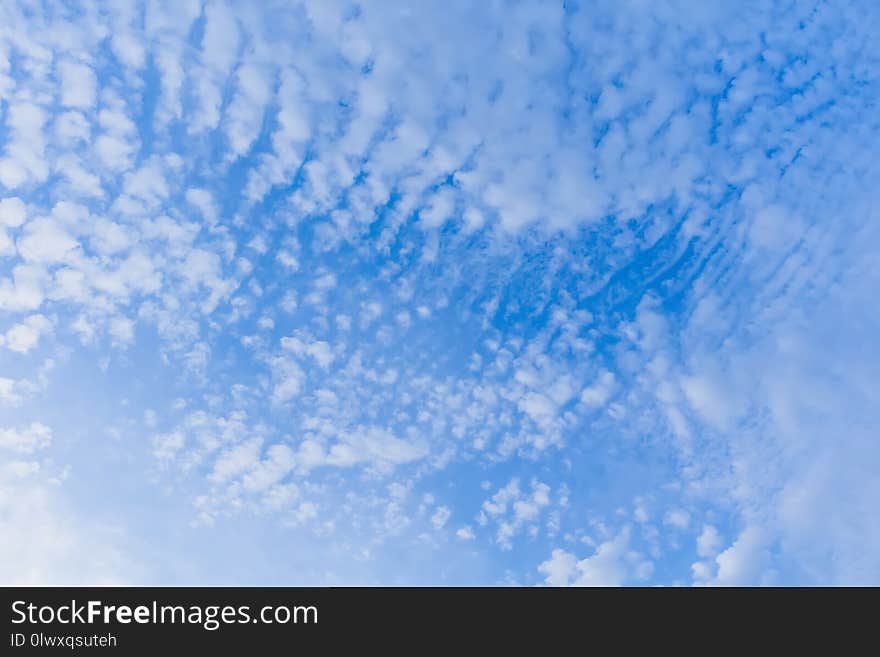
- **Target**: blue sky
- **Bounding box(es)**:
[1,0,878,585]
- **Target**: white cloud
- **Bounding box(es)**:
[538,528,651,586]
[152,431,184,465]
[481,479,552,548]
[0,264,47,312]
[0,458,134,585]
[17,218,79,264]
[697,527,772,586]
[270,357,305,403]
[431,505,451,530]
[108,316,135,344]
[210,438,264,483]
[225,63,272,159]
[242,444,296,493]
[54,111,91,145]
[281,335,336,369]
[0,197,27,227]
[580,370,616,408]
[325,426,427,471]
[456,526,475,540]
[58,60,97,109]
[518,392,557,423]
[0,422,52,454]
[0,102,48,189]
[190,0,240,133]
[186,188,217,225]
[538,549,579,586]
[663,509,690,530]
[1,314,52,353]
[696,524,722,558]
[0,378,23,405]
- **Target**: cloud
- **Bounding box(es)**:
[0,458,134,585]
[0,196,27,227]
[580,370,617,408]
[0,100,49,188]
[17,217,79,264]
[281,335,336,369]
[325,426,428,471]
[694,527,773,586]
[663,509,690,530]
[57,60,97,109]
[1,314,52,353]
[696,525,722,559]
[538,528,652,587]
[0,422,52,454]
[481,479,553,549]
[431,505,451,530]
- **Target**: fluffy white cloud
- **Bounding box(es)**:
[696,524,722,558]
[580,370,616,408]
[539,528,653,587]
[481,479,553,549]
[57,60,97,109]
[0,422,52,454]
[1,314,52,353]
[431,505,451,530]
[693,527,773,586]
[0,197,27,227]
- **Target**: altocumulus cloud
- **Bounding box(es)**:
[0,0,878,585]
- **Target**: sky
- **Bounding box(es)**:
[0,0,878,586]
